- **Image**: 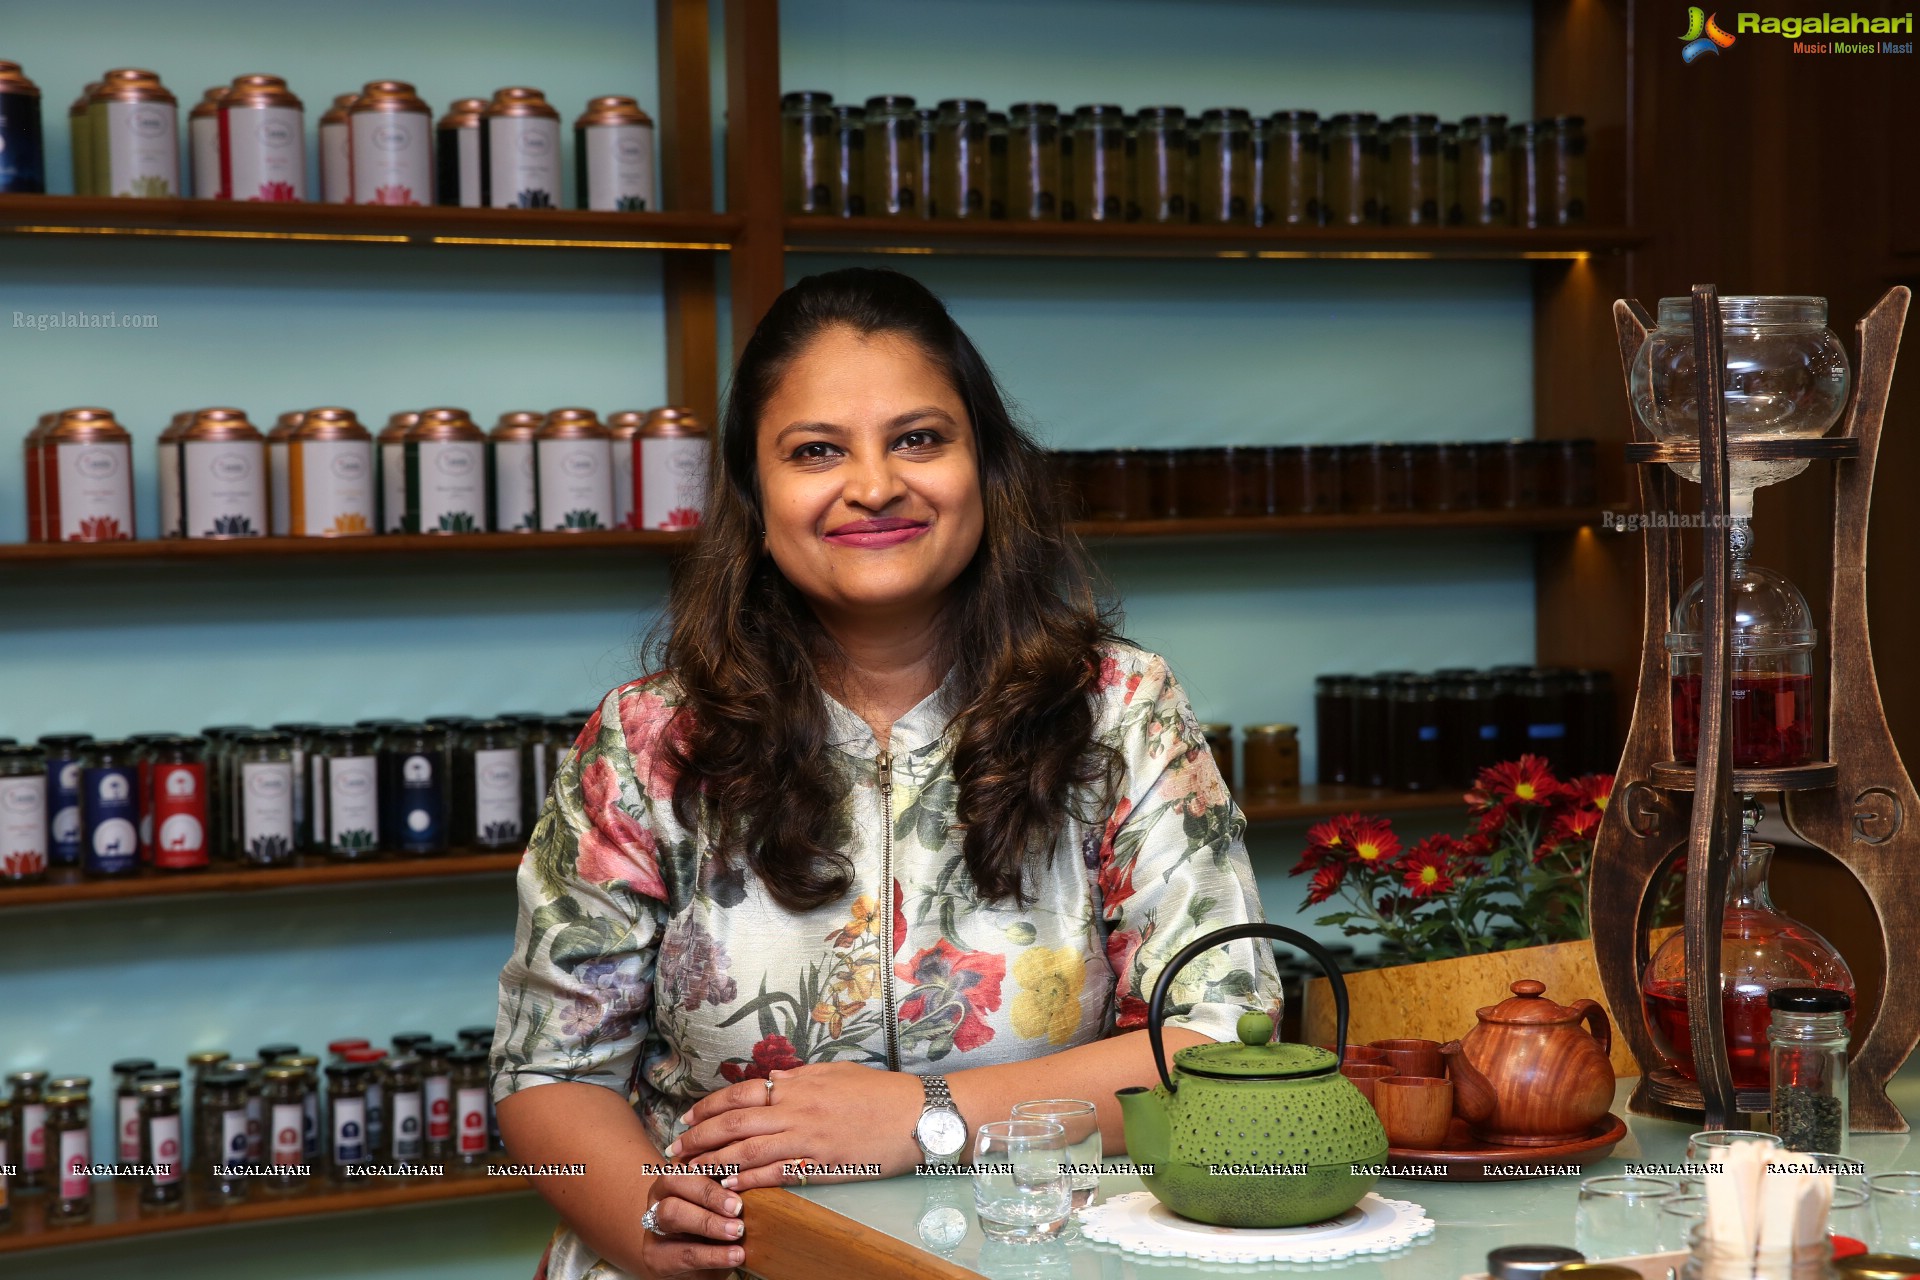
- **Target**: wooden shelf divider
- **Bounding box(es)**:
[0,851,523,909]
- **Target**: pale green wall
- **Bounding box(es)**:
[0,1,1533,1276]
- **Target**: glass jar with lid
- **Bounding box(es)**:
[261,1063,310,1189]
[1382,114,1441,226]
[47,1088,91,1219]
[197,1069,251,1201]
[0,744,48,883]
[1437,122,1460,224]
[137,1078,185,1206]
[79,738,139,876]
[326,1061,372,1181]
[112,1056,157,1166]
[1194,108,1254,224]
[1351,674,1390,788]
[933,98,989,220]
[385,1055,425,1169]
[828,104,865,217]
[1314,675,1357,785]
[1322,112,1379,225]
[1510,120,1545,228]
[779,90,833,215]
[1458,115,1509,226]
[450,1047,492,1168]
[1069,105,1127,221]
[381,723,447,856]
[915,108,937,216]
[1387,675,1443,791]
[1263,111,1320,226]
[227,728,295,865]
[1242,725,1300,798]
[315,727,381,859]
[1540,115,1587,225]
[1006,102,1059,221]
[7,1070,49,1192]
[1131,107,1187,223]
[343,1047,390,1160]
[420,1040,456,1161]
[1667,563,1820,768]
[861,95,919,217]
[1769,987,1852,1155]
[456,719,524,850]
[986,111,1007,218]
[280,1053,322,1164]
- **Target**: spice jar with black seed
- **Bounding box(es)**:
[1769,987,1851,1156]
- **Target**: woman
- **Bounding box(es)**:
[490,267,1280,1280]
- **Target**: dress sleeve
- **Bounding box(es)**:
[1094,652,1284,1044]
[489,687,672,1105]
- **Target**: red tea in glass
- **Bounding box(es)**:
[1670,670,1815,768]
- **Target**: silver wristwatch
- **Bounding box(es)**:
[912,1074,967,1166]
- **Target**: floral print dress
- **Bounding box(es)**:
[489,642,1282,1280]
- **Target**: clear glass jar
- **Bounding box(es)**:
[197,1068,252,1202]
[1322,112,1379,225]
[1680,1222,1835,1279]
[1194,108,1253,224]
[1382,113,1441,226]
[47,1088,90,1219]
[281,1053,323,1165]
[1131,106,1187,223]
[1770,987,1852,1155]
[986,111,1007,219]
[315,727,381,859]
[456,719,524,849]
[1458,114,1510,226]
[1438,122,1459,225]
[420,1040,455,1161]
[261,1063,310,1190]
[1264,111,1320,226]
[1242,725,1300,797]
[1667,562,1820,768]
[0,743,49,883]
[7,1070,48,1193]
[862,95,918,217]
[381,724,447,856]
[1070,105,1127,222]
[385,1055,425,1169]
[779,90,833,215]
[829,104,865,217]
[1510,120,1545,228]
[342,1047,389,1161]
[1541,114,1587,225]
[450,1047,492,1168]
[227,1058,265,1165]
[933,98,988,220]
[137,1078,184,1206]
[229,729,294,865]
[113,1056,157,1166]
[79,738,139,877]
[326,1062,371,1181]
[1005,103,1060,222]
[915,107,937,217]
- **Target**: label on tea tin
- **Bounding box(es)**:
[149,1113,182,1183]
[640,436,708,530]
[350,109,431,206]
[58,1125,88,1199]
[152,761,208,868]
[456,1087,488,1154]
[492,440,537,531]
[268,439,292,536]
[48,755,82,866]
[580,122,654,211]
[240,759,294,863]
[290,439,374,536]
[53,441,134,541]
[22,1102,47,1170]
[100,99,178,197]
[390,1089,423,1162]
[0,773,48,879]
[398,752,443,852]
[270,1102,303,1166]
[223,103,305,202]
[190,114,220,198]
[119,1093,142,1162]
[536,438,613,531]
[0,89,47,194]
[183,439,267,538]
[450,127,480,207]
[410,440,486,533]
[612,438,636,529]
[326,755,379,852]
[425,1073,451,1141]
[381,441,408,533]
[82,764,139,874]
[158,440,184,537]
[319,119,349,203]
[219,1108,249,1166]
[332,1097,367,1164]
[484,115,560,208]
[473,748,521,845]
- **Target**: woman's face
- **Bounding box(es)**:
[756,325,985,631]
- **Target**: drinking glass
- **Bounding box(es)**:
[1575,1174,1678,1260]
[1868,1171,1920,1254]
[1684,1129,1782,1189]
[973,1119,1070,1242]
[1659,1193,1708,1251]
[1828,1185,1871,1246]
[1011,1100,1101,1209]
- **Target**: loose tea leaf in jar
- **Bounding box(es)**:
[1773,1086,1844,1156]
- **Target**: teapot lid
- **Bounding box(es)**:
[1172,1012,1338,1080]
[1481,979,1580,1023]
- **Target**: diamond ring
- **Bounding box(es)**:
[641,1202,667,1236]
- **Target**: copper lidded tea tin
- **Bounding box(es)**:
[638,407,709,531]
[318,92,356,203]
[407,408,487,534]
[42,408,134,542]
[0,60,46,195]
[435,97,486,208]
[489,411,542,532]
[22,412,55,542]
[575,95,654,211]
[535,408,613,532]
[266,410,304,536]
[89,69,178,198]
[187,85,226,198]
[349,81,431,207]
[288,408,374,536]
[221,75,304,202]
[378,411,419,534]
[483,86,561,209]
[152,411,190,539]
[179,408,267,539]
[606,410,645,530]
[67,80,100,196]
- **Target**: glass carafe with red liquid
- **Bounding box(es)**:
[1666,561,1818,768]
[1640,827,1854,1091]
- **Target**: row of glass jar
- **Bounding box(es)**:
[1054,439,1597,522]
[783,95,1588,228]
[2,1028,497,1220]
[1314,666,1618,793]
[0,711,590,883]
[1195,723,1301,801]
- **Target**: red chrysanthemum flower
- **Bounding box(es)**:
[1345,817,1400,866]
[1400,841,1456,898]
[1477,755,1560,806]
[1537,806,1604,862]
[1565,773,1614,814]
[1304,862,1345,906]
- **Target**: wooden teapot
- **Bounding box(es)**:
[1440,979,1614,1147]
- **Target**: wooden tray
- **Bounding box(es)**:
[1381,1112,1628,1181]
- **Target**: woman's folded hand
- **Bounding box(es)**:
[665,1063,922,1191]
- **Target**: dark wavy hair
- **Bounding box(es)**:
[650,267,1127,910]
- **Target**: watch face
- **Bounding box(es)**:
[919,1108,967,1157]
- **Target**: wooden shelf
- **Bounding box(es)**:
[0,509,1599,568]
[0,1163,534,1254]
[786,217,1645,261]
[1241,785,1462,823]
[0,850,522,909]
[0,194,740,251]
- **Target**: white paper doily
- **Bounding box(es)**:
[1077,1191,1435,1264]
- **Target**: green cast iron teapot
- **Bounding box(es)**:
[1116,922,1387,1228]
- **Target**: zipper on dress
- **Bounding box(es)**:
[877,748,899,1072]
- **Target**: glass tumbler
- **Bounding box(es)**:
[1683,1130,1782,1189]
[973,1119,1070,1242]
[1011,1100,1100,1209]
[1574,1174,1677,1260]
[1869,1172,1920,1255]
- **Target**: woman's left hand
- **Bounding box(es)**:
[665,1063,924,1191]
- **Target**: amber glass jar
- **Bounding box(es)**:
[1322,112,1379,226]
[1477,439,1545,509]
[1382,114,1441,226]
[1007,103,1060,220]
[1425,441,1480,512]
[987,111,1007,218]
[1131,106,1187,223]
[1145,447,1181,519]
[1458,114,1510,226]
[1265,111,1320,226]
[933,98,989,220]
[1070,105,1127,221]
[1230,446,1279,516]
[1176,447,1235,518]
[1243,725,1300,798]
[780,91,833,215]
[1546,437,1598,507]
[1438,122,1460,225]
[1301,444,1344,513]
[915,108,937,215]
[862,95,918,217]
[1343,442,1416,513]
[1194,108,1254,224]
[1081,448,1149,520]
[1350,675,1391,788]
[1387,675,1444,791]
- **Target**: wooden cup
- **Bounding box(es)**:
[1370,1037,1446,1079]
[1320,1043,1387,1065]
[1339,1062,1397,1105]
[1374,1075,1454,1148]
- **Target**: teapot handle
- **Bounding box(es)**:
[1146,922,1350,1095]
[1569,997,1613,1059]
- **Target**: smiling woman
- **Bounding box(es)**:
[488,268,1281,1280]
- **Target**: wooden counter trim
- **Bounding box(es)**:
[741,1188,977,1280]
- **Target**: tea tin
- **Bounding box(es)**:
[314,728,380,858]
[266,410,304,536]
[349,80,431,206]
[435,97,485,208]
[317,92,355,202]
[155,411,192,537]
[535,408,613,531]
[180,408,267,539]
[454,720,522,849]
[638,407,709,530]
[140,735,209,870]
[407,407,487,533]
[483,86,560,208]
[607,409,645,529]
[220,74,304,202]
[0,745,49,882]
[89,69,178,198]
[38,733,93,866]
[187,85,226,197]
[288,407,374,536]
[0,61,46,194]
[574,94,654,211]
[44,408,134,542]
[22,411,55,542]
[67,81,99,194]
[381,724,446,855]
[235,731,295,865]
[80,739,139,875]
[489,411,541,532]
[378,410,419,533]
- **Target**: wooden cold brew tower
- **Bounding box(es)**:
[1588,283,1915,1130]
